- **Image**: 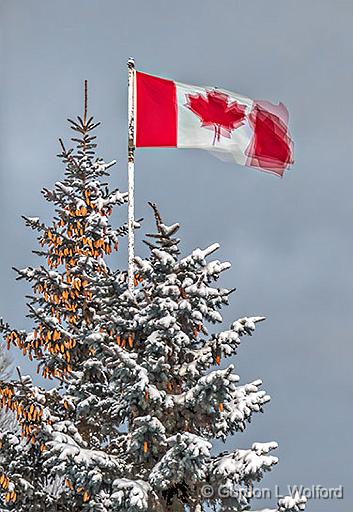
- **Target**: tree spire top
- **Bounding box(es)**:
[83,79,88,126]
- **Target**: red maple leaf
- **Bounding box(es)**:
[185,89,247,145]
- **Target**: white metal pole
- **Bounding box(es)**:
[127,58,135,293]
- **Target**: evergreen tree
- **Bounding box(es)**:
[0,88,307,512]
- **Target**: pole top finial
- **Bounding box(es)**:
[127,57,135,69]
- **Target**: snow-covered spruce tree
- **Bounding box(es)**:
[0,91,306,512]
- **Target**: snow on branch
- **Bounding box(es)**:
[177,243,220,270]
[278,492,307,511]
[179,316,265,380]
[209,441,278,490]
[110,478,150,511]
[251,492,307,512]
[215,379,271,438]
[149,432,211,491]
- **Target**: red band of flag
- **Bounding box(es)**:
[136,72,177,147]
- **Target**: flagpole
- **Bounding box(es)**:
[127,57,136,293]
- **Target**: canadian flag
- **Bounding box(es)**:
[135,71,294,176]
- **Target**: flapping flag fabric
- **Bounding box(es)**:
[135,71,293,176]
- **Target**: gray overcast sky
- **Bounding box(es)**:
[0,1,352,510]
